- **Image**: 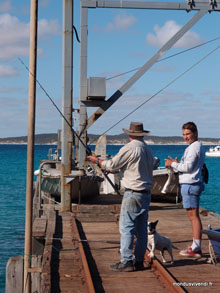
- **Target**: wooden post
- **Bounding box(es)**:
[24,0,38,292]
[61,0,73,211]
[6,257,24,293]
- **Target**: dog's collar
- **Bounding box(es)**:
[148,231,156,235]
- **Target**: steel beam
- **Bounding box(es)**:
[61,0,73,212]
[78,5,88,168]
[87,9,207,129]
[82,0,220,11]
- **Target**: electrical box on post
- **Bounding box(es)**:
[87,77,106,100]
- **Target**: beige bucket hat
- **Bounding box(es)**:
[122,122,150,136]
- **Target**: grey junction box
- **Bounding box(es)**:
[87,77,106,100]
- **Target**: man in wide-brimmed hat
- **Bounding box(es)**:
[88,122,154,271]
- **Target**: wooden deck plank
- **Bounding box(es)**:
[81,221,169,293]
[80,201,220,292]
[148,202,220,292]
[38,197,220,292]
[47,211,90,293]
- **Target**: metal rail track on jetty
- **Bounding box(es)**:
[8,199,220,292]
[36,203,187,292]
[38,209,95,292]
[145,254,186,293]
[32,203,187,292]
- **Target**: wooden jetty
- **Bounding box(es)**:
[7,1,220,292]
[7,193,220,292]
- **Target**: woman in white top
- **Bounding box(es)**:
[165,122,205,258]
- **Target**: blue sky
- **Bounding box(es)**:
[0,0,220,139]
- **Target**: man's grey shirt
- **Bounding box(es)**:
[101,139,154,191]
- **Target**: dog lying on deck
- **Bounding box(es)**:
[147,220,178,263]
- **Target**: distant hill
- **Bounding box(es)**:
[0,133,219,145]
[0,133,58,144]
[95,134,219,145]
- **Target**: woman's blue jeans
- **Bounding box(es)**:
[119,189,151,264]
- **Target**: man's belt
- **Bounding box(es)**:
[125,188,148,193]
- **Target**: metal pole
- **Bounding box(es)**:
[61,0,73,211]
[24,0,38,292]
[78,4,88,168]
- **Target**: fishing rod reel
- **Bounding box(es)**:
[83,161,105,187]
[86,162,97,176]
[153,156,160,170]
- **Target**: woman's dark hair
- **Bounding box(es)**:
[182,122,198,136]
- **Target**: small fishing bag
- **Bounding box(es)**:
[202,163,209,184]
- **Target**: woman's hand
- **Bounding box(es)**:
[164,156,179,167]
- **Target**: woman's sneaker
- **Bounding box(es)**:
[109,261,134,272]
[179,247,202,258]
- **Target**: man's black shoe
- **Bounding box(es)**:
[110,261,134,272]
[134,261,151,271]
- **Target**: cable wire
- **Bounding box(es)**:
[106,36,220,81]
[92,44,220,140]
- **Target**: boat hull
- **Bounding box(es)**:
[39,162,180,203]
[151,169,180,203]
[205,145,220,157]
[205,152,220,157]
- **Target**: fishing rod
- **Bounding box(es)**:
[18,58,91,154]
[18,58,121,196]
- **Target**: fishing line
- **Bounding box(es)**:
[91,44,220,141]
[18,57,91,155]
[18,57,121,195]
[41,193,61,205]
[106,36,220,81]
[39,237,120,244]
[23,238,120,259]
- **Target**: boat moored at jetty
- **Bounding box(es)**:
[35,145,180,204]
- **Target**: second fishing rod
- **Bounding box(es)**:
[18,58,120,196]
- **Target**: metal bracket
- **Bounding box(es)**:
[65,169,85,184]
[81,100,111,108]
[186,0,195,9]
[209,0,217,9]
[72,108,80,113]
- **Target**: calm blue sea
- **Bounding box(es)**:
[0,143,220,292]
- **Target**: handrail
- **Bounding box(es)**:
[38,160,61,210]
